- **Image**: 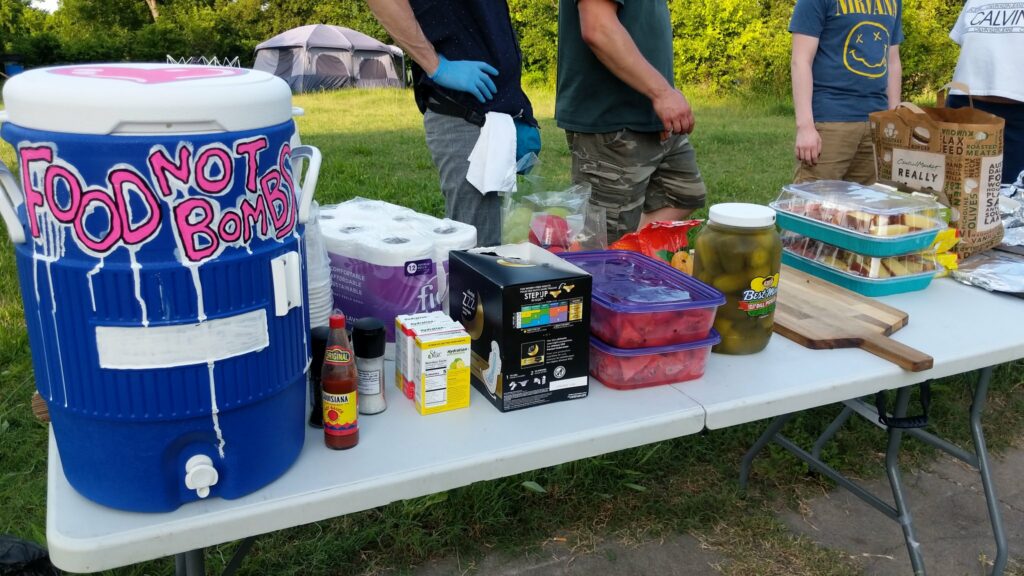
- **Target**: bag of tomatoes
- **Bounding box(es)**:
[502,175,607,252]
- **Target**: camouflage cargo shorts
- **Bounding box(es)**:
[566,129,706,243]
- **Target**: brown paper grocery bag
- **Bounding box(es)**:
[870,84,1005,259]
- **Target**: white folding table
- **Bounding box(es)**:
[45,277,1024,575]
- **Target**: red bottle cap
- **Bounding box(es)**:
[329,313,346,329]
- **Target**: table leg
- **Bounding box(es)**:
[811,405,855,459]
[885,386,925,575]
[172,537,257,576]
[222,537,258,576]
[739,412,796,491]
[739,367,1007,576]
[175,549,205,576]
[970,366,1007,574]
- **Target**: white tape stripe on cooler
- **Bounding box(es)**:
[96,309,270,369]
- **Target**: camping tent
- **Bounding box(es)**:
[253,25,405,93]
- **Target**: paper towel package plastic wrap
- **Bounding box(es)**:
[328,197,416,221]
[319,199,476,358]
[399,214,477,313]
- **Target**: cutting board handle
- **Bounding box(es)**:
[860,333,933,372]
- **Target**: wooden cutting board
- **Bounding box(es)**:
[773,265,933,371]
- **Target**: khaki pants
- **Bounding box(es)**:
[794,121,876,185]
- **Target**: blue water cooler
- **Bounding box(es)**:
[0,64,322,511]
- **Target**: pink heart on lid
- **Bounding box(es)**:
[49,66,248,84]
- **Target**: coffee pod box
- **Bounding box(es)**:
[449,243,591,412]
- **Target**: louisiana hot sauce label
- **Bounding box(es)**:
[322,391,358,436]
[739,273,779,317]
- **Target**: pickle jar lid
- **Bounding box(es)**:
[708,203,776,228]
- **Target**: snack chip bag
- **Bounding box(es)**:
[931,228,961,277]
[610,220,703,274]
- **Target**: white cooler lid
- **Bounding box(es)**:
[1,63,293,135]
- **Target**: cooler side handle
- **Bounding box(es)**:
[0,160,26,244]
[291,145,321,225]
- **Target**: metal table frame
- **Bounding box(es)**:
[739,366,1006,576]
[174,538,254,576]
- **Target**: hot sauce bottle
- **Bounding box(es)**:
[322,313,359,450]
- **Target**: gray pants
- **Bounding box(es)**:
[424,110,502,246]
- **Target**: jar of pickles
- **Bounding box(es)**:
[693,204,781,355]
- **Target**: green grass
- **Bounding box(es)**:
[0,88,1022,575]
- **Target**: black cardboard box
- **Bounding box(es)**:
[449,244,591,412]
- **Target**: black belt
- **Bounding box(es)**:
[425,95,486,127]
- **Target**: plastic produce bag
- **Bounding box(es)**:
[502,169,606,252]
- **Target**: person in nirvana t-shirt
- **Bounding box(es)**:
[789,0,904,184]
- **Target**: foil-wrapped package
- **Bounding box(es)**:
[1004,227,1024,247]
[952,251,1024,293]
[1001,198,1024,231]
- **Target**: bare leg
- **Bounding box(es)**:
[638,206,694,229]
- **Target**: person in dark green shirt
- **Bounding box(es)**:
[556,0,706,243]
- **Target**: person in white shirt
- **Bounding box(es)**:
[947,0,1024,183]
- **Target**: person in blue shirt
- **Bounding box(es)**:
[365,0,540,245]
[790,0,904,184]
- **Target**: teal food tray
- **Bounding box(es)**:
[774,209,940,258]
[782,250,937,297]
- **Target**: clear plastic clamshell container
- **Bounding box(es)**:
[561,250,725,348]
[770,180,948,257]
[781,232,939,296]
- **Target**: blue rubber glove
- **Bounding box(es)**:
[429,55,499,103]
[515,121,541,163]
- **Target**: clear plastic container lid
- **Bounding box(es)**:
[562,250,725,313]
[772,180,948,237]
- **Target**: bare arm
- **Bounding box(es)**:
[791,33,821,165]
[365,0,440,76]
[887,44,902,109]
[577,0,693,134]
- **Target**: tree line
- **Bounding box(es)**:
[1,0,962,95]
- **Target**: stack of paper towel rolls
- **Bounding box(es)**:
[320,198,476,358]
[394,213,477,313]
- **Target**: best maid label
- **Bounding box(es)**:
[740,273,779,317]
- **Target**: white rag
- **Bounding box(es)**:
[466,112,517,194]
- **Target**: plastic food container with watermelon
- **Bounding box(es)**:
[770,180,948,257]
[589,330,721,389]
[560,250,725,389]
